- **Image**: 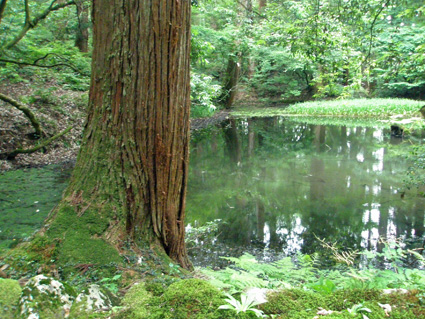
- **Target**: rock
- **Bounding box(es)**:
[19,275,76,319]
[72,284,119,313]
[245,287,270,304]
[0,278,22,319]
[382,288,408,295]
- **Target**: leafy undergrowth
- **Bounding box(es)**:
[2,234,425,318]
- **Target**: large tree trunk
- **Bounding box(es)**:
[43,0,192,270]
[74,0,89,52]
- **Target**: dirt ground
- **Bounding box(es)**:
[0,81,86,171]
[0,81,231,171]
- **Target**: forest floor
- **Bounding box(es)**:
[0,80,86,171]
[0,82,233,171]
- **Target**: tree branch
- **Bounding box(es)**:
[363,0,391,67]
[0,126,72,160]
[0,92,44,137]
[24,0,31,26]
[0,56,84,74]
[1,0,75,52]
[235,0,266,18]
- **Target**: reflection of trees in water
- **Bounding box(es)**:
[187,118,425,266]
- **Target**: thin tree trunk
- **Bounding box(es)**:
[74,0,89,52]
[258,0,266,12]
[222,56,241,109]
[0,0,7,25]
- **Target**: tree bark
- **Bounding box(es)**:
[222,55,241,109]
[45,0,192,270]
[74,0,89,52]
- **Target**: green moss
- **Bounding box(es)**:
[46,205,122,266]
[0,279,22,319]
[259,288,425,319]
[116,278,252,319]
[116,282,153,319]
[261,289,327,315]
[325,289,381,310]
[154,278,225,319]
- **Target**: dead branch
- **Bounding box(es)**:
[0,56,83,74]
[0,126,73,160]
[0,92,44,137]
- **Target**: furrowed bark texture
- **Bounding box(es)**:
[65,0,191,269]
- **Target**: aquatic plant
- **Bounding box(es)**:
[283,98,423,118]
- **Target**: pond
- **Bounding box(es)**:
[186,117,425,267]
[1,117,424,268]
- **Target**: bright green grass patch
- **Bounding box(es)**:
[232,98,424,119]
[284,98,423,118]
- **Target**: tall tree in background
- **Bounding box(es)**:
[74,0,89,52]
[41,0,192,269]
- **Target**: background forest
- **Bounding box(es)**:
[1,0,425,120]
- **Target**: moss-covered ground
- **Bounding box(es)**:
[112,279,425,319]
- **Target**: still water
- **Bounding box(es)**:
[1,117,424,267]
[186,118,425,266]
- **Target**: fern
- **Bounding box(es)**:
[203,241,425,294]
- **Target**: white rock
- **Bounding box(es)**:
[245,287,269,304]
[20,275,75,319]
[75,284,114,312]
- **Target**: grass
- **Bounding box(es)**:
[231,98,425,129]
[283,98,423,118]
[233,98,423,119]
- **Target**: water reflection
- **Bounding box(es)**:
[187,118,425,267]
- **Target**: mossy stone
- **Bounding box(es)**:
[70,284,119,318]
[19,275,77,319]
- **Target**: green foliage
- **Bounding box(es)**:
[346,303,372,318]
[99,274,122,294]
[191,72,221,117]
[308,277,337,295]
[203,239,425,295]
[219,293,266,318]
